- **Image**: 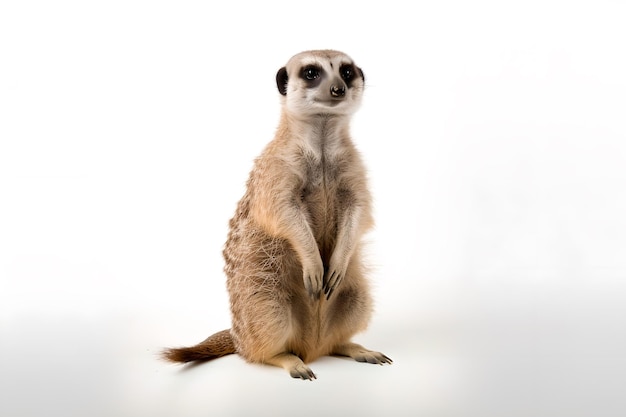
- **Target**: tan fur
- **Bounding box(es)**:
[162,50,391,380]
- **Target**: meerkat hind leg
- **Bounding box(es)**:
[332,342,393,365]
[265,352,317,380]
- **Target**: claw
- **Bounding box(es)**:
[290,365,317,380]
[326,285,335,300]
[323,270,343,300]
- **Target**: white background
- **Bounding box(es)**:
[1,1,625,416]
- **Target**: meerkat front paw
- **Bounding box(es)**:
[323,256,348,300]
[323,268,344,300]
[302,256,324,298]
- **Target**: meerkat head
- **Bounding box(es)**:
[276,50,365,118]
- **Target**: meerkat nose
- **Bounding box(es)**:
[330,84,346,98]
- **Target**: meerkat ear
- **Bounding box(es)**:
[276,67,288,96]
[357,67,365,82]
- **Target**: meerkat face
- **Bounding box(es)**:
[276,50,365,117]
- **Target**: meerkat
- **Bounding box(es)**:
[162,50,391,380]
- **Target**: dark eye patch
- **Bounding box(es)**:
[340,64,354,81]
[340,63,361,87]
[303,66,320,80]
[300,65,323,87]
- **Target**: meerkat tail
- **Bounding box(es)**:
[161,329,235,363]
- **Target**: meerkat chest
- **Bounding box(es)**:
[299,145,344,199]
[298,146,351,245]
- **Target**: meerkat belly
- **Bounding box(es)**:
[302,155,340,260]
[301,176,340,264]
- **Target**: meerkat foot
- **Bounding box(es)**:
[332,342,393,365]
[289,363,317,380]
[265,352,317,380]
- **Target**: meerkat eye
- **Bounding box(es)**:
[302,66,321,81]
[340,65,354,81]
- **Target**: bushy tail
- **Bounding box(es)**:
[161,329,236,363]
